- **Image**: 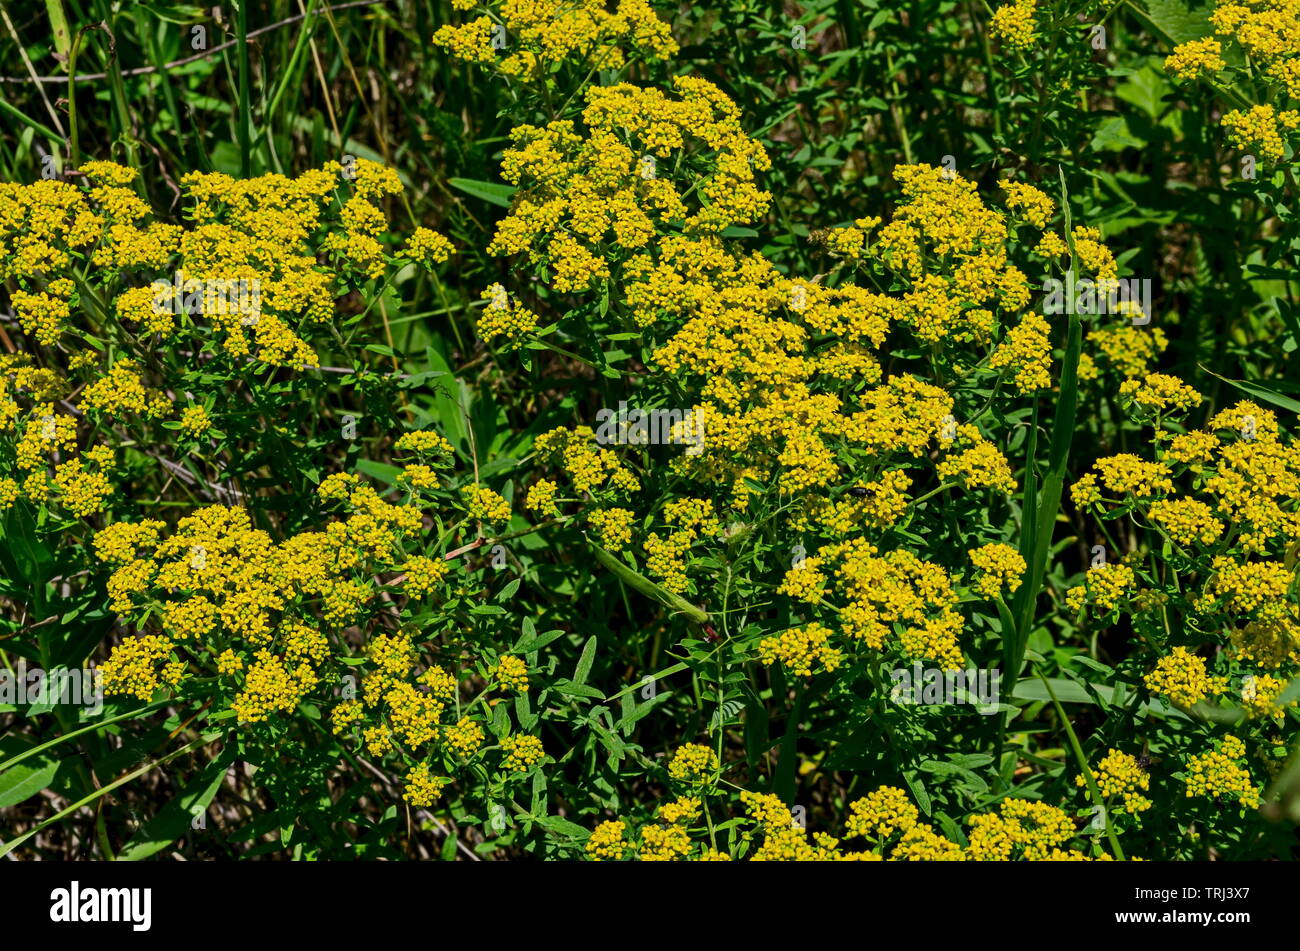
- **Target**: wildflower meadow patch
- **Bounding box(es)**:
[0,0,1297,883]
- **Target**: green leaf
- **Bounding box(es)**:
[1140,0,1214,45]
[516,628,567,654]
[1200,366,1300,416]
[537,815,589,839]
[573,636,597,686]
[0,756,65,809]
[449,178,516,208]
[1012,677,1188,720]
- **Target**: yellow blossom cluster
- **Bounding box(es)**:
[1144,647,1229,709]
[501,733,545,772]
[990,0,1037,49]
[1078,749,1153,814]
[586,506,634,551]
[493,654,529,692]
[666,743,718,784]
[1183,735,1260,808]
[1168,1,1300,161]
[584,783,1116,861]
[782,539,968,669]
[968,542,1027,598]
[1119,374,1204,415]
[757,622,844,676]
[1065,562,1136,615]
[433,0,677,78]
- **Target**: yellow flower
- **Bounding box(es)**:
[991,0,1036,49]
[757,622,843,677]
[179,405,212,436]
[101,634,174,701]
[403,763,449,807]
[1184,736,1259,809]
[500,733,545,772]
[493,654,529,692]
[667,743,718,784]
[586,820,628,860]
[1000,181,1055,228]
[395,429,455,457]
[1148,497,1223,547]
[989,312,1052,393]
[1119,373,1203,415]
[461,484,511,522]
[404,555,449,598]
[1077,749,1152,813]
[1144,647,1229,708]
[587,507,634,551]
[968,542,1026,598]
[405,227,454,268]
[525,479,560,518]
[1222,104,1300,162]
[1166,37,1226,80]
[845,786,919,839]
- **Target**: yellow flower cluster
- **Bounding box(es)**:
[757,622,844,677]
[1240,672,1292,720]
[792,471,913,537]
[232,649,319,723]
[936,423,1018,493]
[991,0,1037,49]
[1143,647,1229,708]
[1147,497,1223,547]
[1078,749,1153,814]
[434,0,677,77]
[461,484,511,522]
[666,743,718,784]
[493,654,529,692]
[99,633,175,701]
[534,425,640,496]
[1071,454,1174,505]
[403,763,450,807]
[587,782,1116,861]
[586,820,629,860]
[404,554,449,598]
[1119,374,1203,415]
[1088,323,1169,378]
[525,479,560,518]
[784,540,967,669]
[501,734,545,772]
[405,227,454,268]
[491,79,770,291]
[90,454,493,750]
[394,429,455,457]
[477,283,540,348]
[1165,36,1226,80]
[1222,104,1300,162]
[1169,2,1300,160]
[1065,563,1135,615]
[587,507,634,551]
[968,542,1027,598]
[179,405,212,436]
[1000,181,1056,228]
[1184,735,1260,808]
[989,312,1052,393]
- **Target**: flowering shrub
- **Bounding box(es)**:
[1,0,1298,864]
